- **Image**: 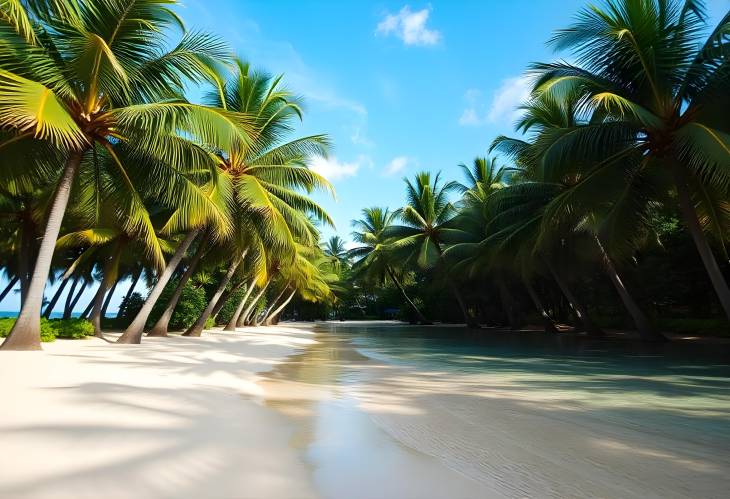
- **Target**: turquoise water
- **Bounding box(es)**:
[315,322,730,443]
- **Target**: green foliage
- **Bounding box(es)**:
[148,278,207,331]
[216,286,247,325]
[116,292,145,328]
[0,318,55,342]
[48,319,94,339]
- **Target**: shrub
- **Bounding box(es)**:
[204,316,215,330]
[0,318,56,342]
[116,292,145,328]
[215,286,248,325]
[49,318,94,339]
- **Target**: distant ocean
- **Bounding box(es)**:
[0,311,117,319]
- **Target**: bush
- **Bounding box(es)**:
[146,279,207,331]
[116,292,145,328]
[215,286,248,325]
[0,318,56,342]
[48,318,94,339]
[204,316,215,330]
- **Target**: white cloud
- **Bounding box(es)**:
[486,75,532,124]
[458,76,532,127]
[376,6,441,46]
[350,126,375,147]
[383,156,409,176]
[309,155,370,181]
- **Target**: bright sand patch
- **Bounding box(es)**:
[0,327,320,499]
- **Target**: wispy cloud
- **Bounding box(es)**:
[383,156,410,176]
[458,76,532,127]
[376,6,441,46]
[309,155,371,181]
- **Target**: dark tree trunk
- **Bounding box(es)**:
[42,276,70,318]
[117,230,200,344]
[2,152,83,350]
[80,295,94,319]
[594,237,665,341]
[497,280,521,330]
[118,270,141,315]
[544,259,603,337]
[65,279,87,319]
[385,266,430,324]
[523,278,559,334]
[182,253,244,337]
[0,277,18,305]
[147,235,209,337]
[673,164,730,321]
[101,279,118,319]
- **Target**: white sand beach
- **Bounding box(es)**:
[1,323,729,499]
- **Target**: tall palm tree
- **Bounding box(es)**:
[0,0,250,350]
[532,0,730,320]
[349,207,429,324]
[387,172,477,326]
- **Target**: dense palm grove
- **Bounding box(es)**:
[0,0,728,350]
[326,0,730,341]
[0,0,338,349]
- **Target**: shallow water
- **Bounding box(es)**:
[260,322,730,498]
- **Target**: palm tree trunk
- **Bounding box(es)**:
[1,152,83,350]
[544,259,603,336]
[0,277,18,305]
[118,270,141,315]
[258,283,290,326]
[594,237,664,341]
[65,279,87,319]
[148,235,209,337]
[211,280,245,322]
[18,216,34,306]
[240,278,271,327]
[385,265,430,324]
[89,281,109,338]
[673,165,730,321]
[497,280,521,330]
[80,297,94,319]
[264,290,296,326]
[101,278,118,319]
[42,277,70,319]
[117,229,200,344]
[183,252,244,337]
[523,278,559,334]
[224,280,256,331]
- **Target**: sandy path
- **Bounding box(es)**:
[0,327,320,499]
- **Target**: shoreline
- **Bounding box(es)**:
[1,322,729,498]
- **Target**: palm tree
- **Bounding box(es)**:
[532,0,730,320]
[387,172,477,326]
[349,207,429,324]
[0,0,250,350]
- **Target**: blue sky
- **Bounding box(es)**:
[2,0,727,314]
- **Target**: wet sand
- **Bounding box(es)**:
[1,322,729,498]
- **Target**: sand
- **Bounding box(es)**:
[1,323,728,499]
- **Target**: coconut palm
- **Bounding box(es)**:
[0,0,253,349]
[386,172,477,326]
[349,207,429,324]
[531,0,730,320]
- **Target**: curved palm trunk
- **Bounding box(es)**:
[258,284,290,326]
[1,152,83,350]
[65,279,87,319]
[42,277,69,318]
[0,277,19,305]
[240,279,271,327]
[18,216,35,306]
[224,280,256,331]
[523,278,559,334]
[148,235,209,337]
[544,259,603,337]
[182,252,244,337]
[80,297,94,319]
[211,281,245,322]
[594,237,664,341]
[385,265,430,324]
[118,270,141,315]
[117,229,200,344]
[62,277,79,317]
[89,282,109,338]
[100,279,118,319]
[673,165,730,321]
[264,290,296,326]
